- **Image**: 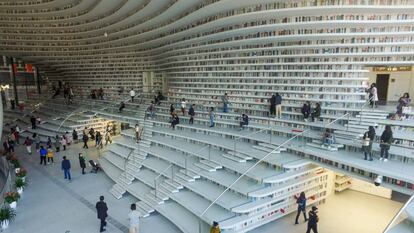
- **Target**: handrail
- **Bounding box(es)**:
[359,95,375,124]
[383,194,414,232]
[199,112,351,229]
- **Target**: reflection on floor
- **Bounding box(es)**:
[251,189,403,233]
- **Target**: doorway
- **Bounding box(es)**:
[376,74,389,103]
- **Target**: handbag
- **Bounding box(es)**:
[362,137,370,147]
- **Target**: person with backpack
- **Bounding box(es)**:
[362,126,376,161]
[306,206,319,233]
[295,192,308,224]
[188,104,195,124]
[380,125,393,162]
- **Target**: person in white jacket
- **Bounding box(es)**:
[130,88,136,102]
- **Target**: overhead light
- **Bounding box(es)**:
[104,32,108,37]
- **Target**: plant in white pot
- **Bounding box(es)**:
[4,191,20,209]
[0,207,16,230]
[15,178,27,195]
[15,167,27,182]
[10,156,20,174]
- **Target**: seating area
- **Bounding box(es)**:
[4,92,413,233]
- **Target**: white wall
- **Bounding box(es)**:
[350,178,392,199]
[367,66,414,101]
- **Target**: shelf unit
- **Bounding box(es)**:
[335,173,352,192]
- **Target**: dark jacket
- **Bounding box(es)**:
[270,96,276,106]
[301,104,311,116]
[275,95,282,105]
[72,131,78,140]
[297,197,306,211]
[96,201,108,219]
[242,115,249,125]
[61,159,71,170]
[79,156,86,168]
[380,130,393,149]
[188,107,195,116]
[308,210,318,225]
[312,106,321,117]
[82,134,89,142]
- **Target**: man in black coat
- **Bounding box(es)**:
[79,153,86,174]
[95,196,108,232]
[30,116,36,129]
[82,134,89,149]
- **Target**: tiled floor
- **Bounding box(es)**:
[6,140,403,233]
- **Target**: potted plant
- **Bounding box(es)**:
[9,156,20,173]
[4,192,20,209]
[0,207,16,230]
[15,178,27,195]
[16,167,27,182]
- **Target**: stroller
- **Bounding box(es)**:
[89,160,101,173]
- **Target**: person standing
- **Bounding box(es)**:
[147,102,155,119]
[301,101,311,122]
[128,204,140,233]
[209,107,215,127]
[221,93,229,113]
[79,153,86,175]
[362,126,376,161]
[294,192,308,224]
[33,133,40,152]
[130,88,136,102]
[23,137,33,155]
[269,94,276,116]
[369,83,378,108]
[210,221,221,233]
[311,103,321,122]
[169,104,175,116]
[275,93,282,118]
[82,134,89,149]
[96,196,108,232]
[72,129,78,143]
[46,136,52,149]
[171,113,179,130]
[61,156,71,181]
[39,146,47,165]
[188,104,195,124]
[54,135,61,152]
[47,148,54,164]
[380,125,393,162]
[306,206,319,233]
[13,128,20,145]
[60,136,67,151]
[30,116,36,129]
[181,98,187,116]
[119,101,126,113]
[239,114,249,130]
[135,124,141,142]
[105,131,112,145]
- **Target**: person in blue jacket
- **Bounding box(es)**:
[295,191,308,224]
[61,156,71,181]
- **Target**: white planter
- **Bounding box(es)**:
[1,220,9,230]
[9,201,17,209]
[19,176,26,182]
[15,168,20,174]
[17,187,23,195]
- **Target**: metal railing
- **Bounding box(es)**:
[383,195,414,232]
[198,112,351,232]
[154,164,173,198]
[359,95,375,124]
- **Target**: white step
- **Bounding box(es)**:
[221,153,247,163]
[252,145,281,154]
[359,111,389,117]
[164,179,184,190]
[258,143,287,151]
[151,189,169,201]
[159,182,179,193]
[180,169,200,179]
[227,151,253,160]
[194,162,216,172]
[175,172,195,182]
[307,142,338,151]
[199,159,222,170]
[344,124,371,130]
[356,115,387,120]
[335,130,363,138]
[348,121,378,127]
[136,201,153,218]
[145,193,164,205]
[312,139,344,149]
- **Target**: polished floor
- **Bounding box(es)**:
[7,141,403,233]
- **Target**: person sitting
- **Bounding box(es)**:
[118,101,125,113]
[311,103,321,122]
[301,101,311,121]
[239,114,249,130]
[396,92,411,117]
[171,113,179,130]
[323,129,335,148]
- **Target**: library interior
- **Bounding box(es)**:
[0,1,413,233]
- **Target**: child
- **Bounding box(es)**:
[47,148,54,164]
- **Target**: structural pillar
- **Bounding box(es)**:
[10,58,18,104]
[35,67,41,94]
